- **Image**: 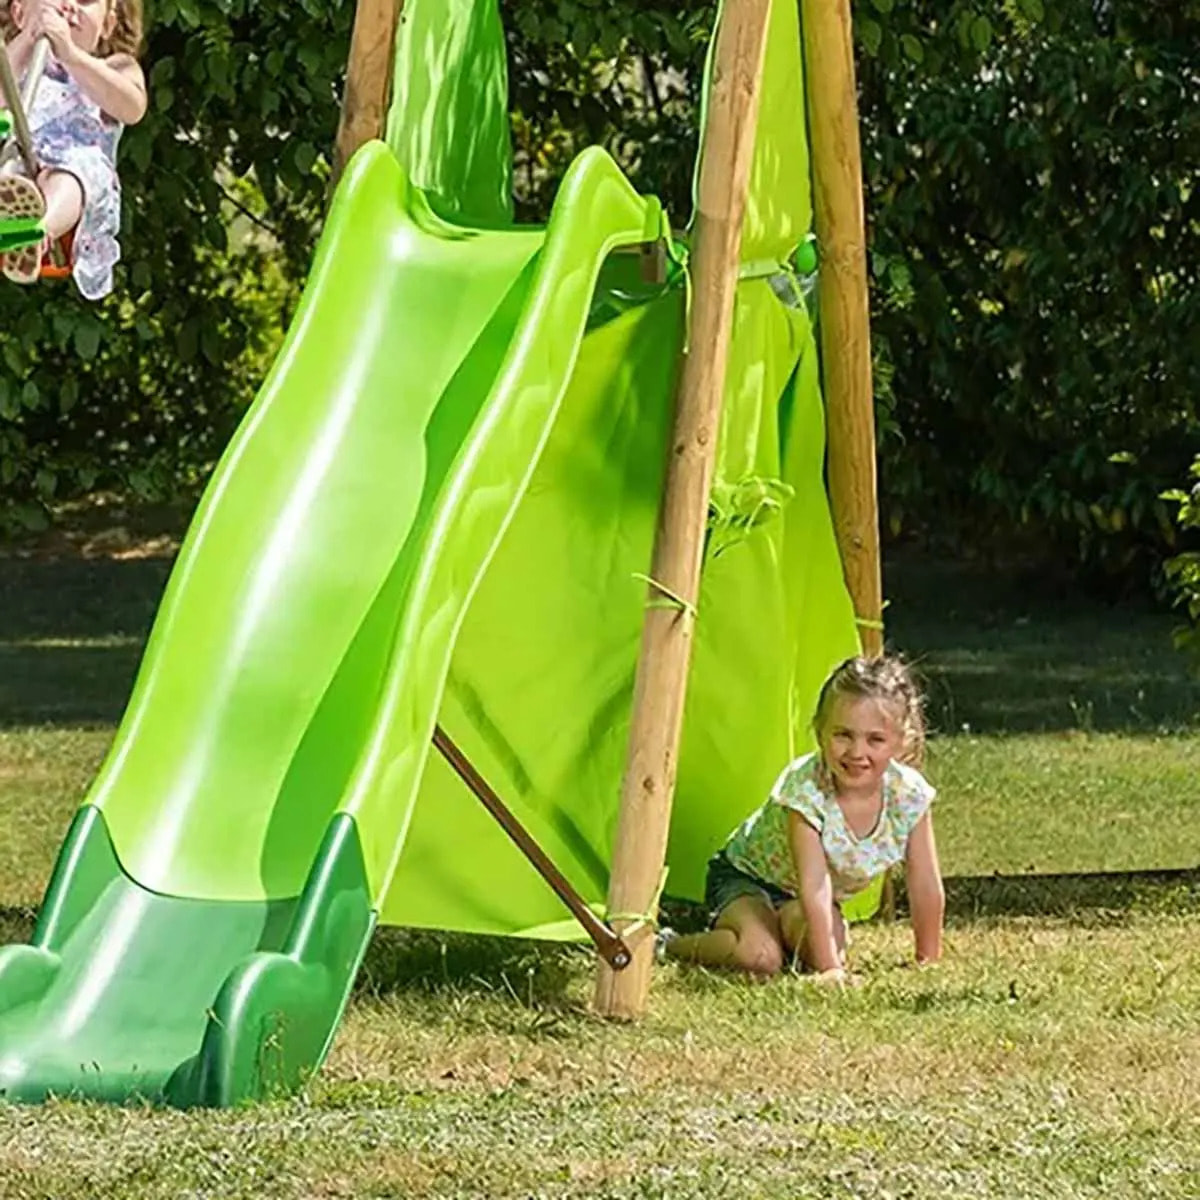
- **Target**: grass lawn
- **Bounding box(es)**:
[1,534,1198,1197]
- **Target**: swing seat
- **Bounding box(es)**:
[0,212,42,253]
[0,220,75,283]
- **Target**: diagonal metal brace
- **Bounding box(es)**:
[432,725,634,971]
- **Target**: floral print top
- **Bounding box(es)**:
[723,752,936,900]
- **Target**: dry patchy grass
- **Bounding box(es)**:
[1,915,1197,1198]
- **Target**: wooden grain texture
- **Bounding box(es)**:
[332,0,403,186]
[593,0,773,1020]
[801,0,883,655]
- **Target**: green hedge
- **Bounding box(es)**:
[856,0,1199,576]
[1,0,1195,592]
[504,0,1199,579]
[0,0,348,530]
[1165,458,1200,665]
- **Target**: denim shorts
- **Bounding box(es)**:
[703,851,794,924]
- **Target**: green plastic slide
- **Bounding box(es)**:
[0,0,861,1107]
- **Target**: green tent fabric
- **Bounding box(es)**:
[387,0,513,226]
[0,0,863,1108]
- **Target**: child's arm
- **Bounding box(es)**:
[3,30,38,77]
[23,1,145,125]
[787,810,842,973]
[905,811,945,964]
[56,46,146,126]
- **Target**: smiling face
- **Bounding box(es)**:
[818,694,903,796]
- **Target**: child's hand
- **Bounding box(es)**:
[40,10,73,59]
[810,967,853,989]
[15,0,77,57]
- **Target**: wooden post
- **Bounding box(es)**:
[800,0,883,655]
[332,0,403,186]
[593,0,773,1020]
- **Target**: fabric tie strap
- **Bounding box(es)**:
[632,572,699,621]
[603,866,671,943]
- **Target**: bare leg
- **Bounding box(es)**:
[665,895,787,977]
[37,168,84,239]
[778,898,848,972]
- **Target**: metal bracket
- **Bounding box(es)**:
[639,239,668,285]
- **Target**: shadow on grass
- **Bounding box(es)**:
[4,872,1195,1023]
[4,536,1195,738]
[885,549,1199,735]
[0,908,591,1018]
[0,553,170,727]
[350,867,1200,1000]
[0,907,35,945]
[354,926,591,1014]
[942,867,1200,922]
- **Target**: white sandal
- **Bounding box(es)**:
[0,173,47,285]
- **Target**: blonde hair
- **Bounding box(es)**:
[99,0,143,58]
[1,0,143,57]
[813,655,927,768]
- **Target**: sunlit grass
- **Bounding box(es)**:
[1,542,1197,1196]
[1,914,1198,1198]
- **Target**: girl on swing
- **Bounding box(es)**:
[0,0,145,298]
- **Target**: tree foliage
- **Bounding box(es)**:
[855,0,1200,576]
[0,0,347,530]
[0,0,1195,599]
[505,0,1199,580]
[1164,458,1200,666]
[502,0,712,222]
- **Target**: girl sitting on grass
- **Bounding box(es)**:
[663,655,945,983]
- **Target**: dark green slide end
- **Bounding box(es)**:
[0,809,374,1107]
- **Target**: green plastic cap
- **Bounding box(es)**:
[795,237,819,276]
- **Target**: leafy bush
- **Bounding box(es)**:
[503,0,713,222]
[857,0,1200,577]
[1,0,1195,594]
[506,0,1200,583]
[0,0,350,531]
[1163,458,1200,667]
